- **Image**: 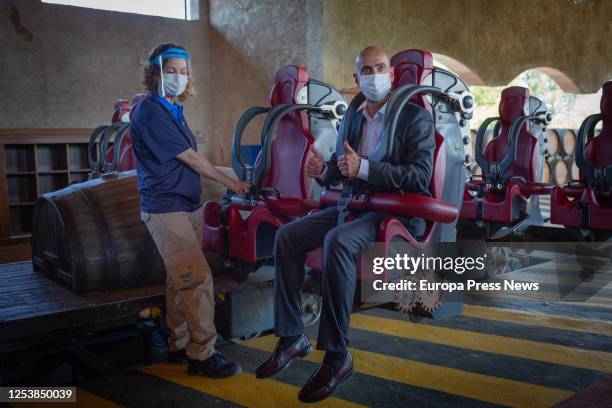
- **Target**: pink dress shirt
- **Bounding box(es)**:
[356,103,386,180]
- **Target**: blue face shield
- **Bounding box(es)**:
[150,48,191,98]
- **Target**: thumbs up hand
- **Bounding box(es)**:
[305,144,325,178]
[338,140,361,179]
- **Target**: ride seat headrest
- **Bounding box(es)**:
[269,65,309,107]
[601,81,612,123]
[499,86,529,127]
[584,80,612,168]
[390,49,434,112]
[112,99,130,123]
[390,49,433,90]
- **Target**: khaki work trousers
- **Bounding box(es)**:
[141,209,217,361]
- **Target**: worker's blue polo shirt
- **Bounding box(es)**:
[130,95,201,213]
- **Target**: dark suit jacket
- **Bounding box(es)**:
[320,102,435,238]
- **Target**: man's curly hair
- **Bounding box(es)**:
[142,43,194,101]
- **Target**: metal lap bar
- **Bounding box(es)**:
[575,113,604,187]
[98,123,125,173]
[384,84,430,129]
[501,114,541,177]
[475,117,501,177]
[103,123,131,173]
[336,85,468,163]
[231,106,271,182]
[95,125,118,173]
[370,85,453,162]
[251,103,332,198]
[87,125,109,172]
[335,92,366,157]
[492,120,501,139]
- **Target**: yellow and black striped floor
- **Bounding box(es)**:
[9,298,610,407]
[8,259,612,408]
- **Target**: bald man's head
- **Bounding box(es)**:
[354,46,394,103]
[355,46,390,75]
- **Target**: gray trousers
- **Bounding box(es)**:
[273,207,382,352]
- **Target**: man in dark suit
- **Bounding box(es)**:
[255,46,435,403]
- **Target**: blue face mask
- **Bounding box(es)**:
[359,73,392,102]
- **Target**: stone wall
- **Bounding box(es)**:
[1,0,213,153]
[208,0,323,163]
[323,0,612,93]
[2,0,611,166]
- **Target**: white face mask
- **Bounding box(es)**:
[359,73,392,102]
[159,73,188,97]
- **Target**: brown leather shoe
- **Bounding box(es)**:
[298,352,354,403]
[255,335,313,379]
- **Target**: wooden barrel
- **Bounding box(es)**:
[471,165,483,178]
[545,129,561,156]
[470,129,477,160]
[541,160,552,183]
[31,170,165,293]
[570,159,580,181]
[561,129,576,156]
[551,158,569,185]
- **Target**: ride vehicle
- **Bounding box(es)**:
[460,86,553,241]
[201,65,348,282]
[550,81,612,242]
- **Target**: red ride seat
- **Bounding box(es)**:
[551,81,612,234]
[461,87,552,226]
[105,94,146,172]
[391,49,433,113]
[203,66,324,265]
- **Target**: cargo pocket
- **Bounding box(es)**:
[164,246,211,291]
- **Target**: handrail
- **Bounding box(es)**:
[87,125,110,172]
[334,92,366,157]
[231,106,271,181]
[575,113,612,189]
[371,85,442,162]
[474,117,501,176]
[103,123,131,172]
[251,103,337,198]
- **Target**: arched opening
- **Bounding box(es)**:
[432,53,485,86]
[470,68,600,129]
[533,67,579,93]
